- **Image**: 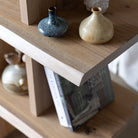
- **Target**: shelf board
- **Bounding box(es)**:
[0,0,138,86]
[0,82,138,138]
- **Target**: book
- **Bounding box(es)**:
[44,66,114,131]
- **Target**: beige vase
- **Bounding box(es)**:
[79,7,114,44]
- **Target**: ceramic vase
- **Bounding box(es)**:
[79,7,114,44]
[2,50,28,95]
[38,7,68,37]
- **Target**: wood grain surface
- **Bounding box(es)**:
[0,0,137,86]
[25,55,53,116]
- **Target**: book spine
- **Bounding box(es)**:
[54,72,73,131]
[44,67,68,127]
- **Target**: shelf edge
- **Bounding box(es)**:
[0,25,138,86]
[80,35,138,85]
[0,25,84,86]
[0,105,43,138]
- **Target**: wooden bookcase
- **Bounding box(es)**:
[0,0,138,137]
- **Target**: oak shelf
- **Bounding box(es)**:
[0,81,138,138]
[0,0,137,86]
[0,0,138,138]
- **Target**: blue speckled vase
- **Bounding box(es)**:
[38,7,68,37]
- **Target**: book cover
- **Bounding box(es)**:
[45,66,114,131]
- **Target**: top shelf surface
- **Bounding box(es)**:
[0,0,137,86]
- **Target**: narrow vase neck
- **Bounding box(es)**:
[48,7,57,25]
[91,7,102,16]
[90,7,103,21]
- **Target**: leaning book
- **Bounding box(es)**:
[44,66,114,131]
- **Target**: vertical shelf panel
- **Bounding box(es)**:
[25,55,52,116]
[19,0,41,25]
[19,0,58,25]
[19,0,84,25]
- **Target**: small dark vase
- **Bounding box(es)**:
[38,7,68,37]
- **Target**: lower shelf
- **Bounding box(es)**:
[0,82,138,138]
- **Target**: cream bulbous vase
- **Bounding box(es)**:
[79,7,114,44]
[1,50,28,95]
